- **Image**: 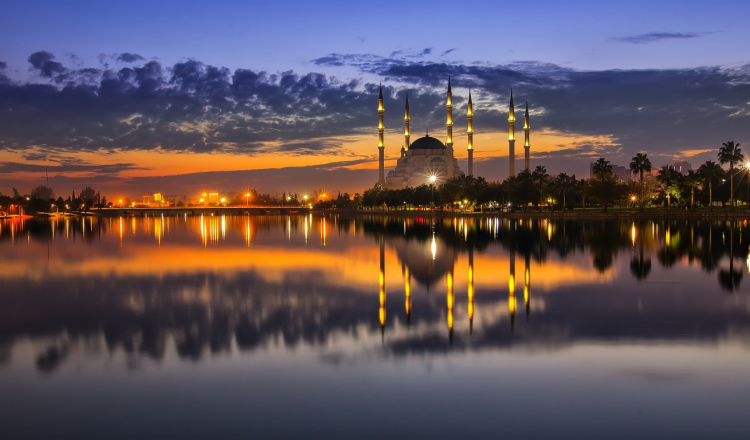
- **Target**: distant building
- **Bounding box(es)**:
[673,160,692,175]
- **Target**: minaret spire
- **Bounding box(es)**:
[508,89,516,177]
[446,75,454,178]
[524,100,530,172]
[378,83,385,187]
[467,88,474,177]
[404,92,410,151]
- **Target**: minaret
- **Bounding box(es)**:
[446,76,454,178]
[404,93,410,151]
[524,100,530,172]
[378,83,385,187]
[508,89,515,177]
[467,89,474,177]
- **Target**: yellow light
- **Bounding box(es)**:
[220,198,226,203]
[287,196,291,201]
[245,193,250,197]
[303,195,308,200]
[429,175,437,183]
[199,198,204,203]
[631,196,636,201]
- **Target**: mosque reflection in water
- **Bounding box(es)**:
[1,214,750,370]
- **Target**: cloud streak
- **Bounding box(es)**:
[610,32,704,44]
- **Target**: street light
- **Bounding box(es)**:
[245,192,251,207]
[630,195,636,213]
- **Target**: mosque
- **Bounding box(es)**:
[377,78,531,188]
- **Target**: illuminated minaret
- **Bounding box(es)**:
[446,76,454,178]
[379,237,386,339]
[524,100,530,172]
[447,271,454,344]
[508,89,516,177]
[404,93,410,151]
[467,89,474,177]
[378,83,385,186]
[468,248,475,334]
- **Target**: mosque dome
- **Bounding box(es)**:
[409,135,446,150]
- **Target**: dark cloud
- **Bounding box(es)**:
[440,49,456,56]
[116,52,145,63]
[0,161,143,175]
[27,50,66,77]
[0,61,7,70]
[610,32,704,44]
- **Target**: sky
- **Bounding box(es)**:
[0,0,749,199]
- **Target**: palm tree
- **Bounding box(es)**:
[532,165,549,211]
[553,173,576,212]
[682,170,700,210]
[718,141,744,211]
[656,165,679,210]
[629,152,652,212]
[592,158,612,179]
[697,160,724,211]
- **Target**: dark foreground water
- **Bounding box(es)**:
[1,214,750,439]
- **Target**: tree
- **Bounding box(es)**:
[681,170,700,210]
[531,165,549,211]
[629,152,652,211]
[552,173,576,212]
[718,141,743,211]
[30,185,55,201]
[697,160,724,211]
[589,158,623,212]
[592,158,613,179]
[656,165,680,210]
[79,187,97,204]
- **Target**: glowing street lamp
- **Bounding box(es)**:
[118,199,123,206]
[630,195,637,212]
[245,192,251,207]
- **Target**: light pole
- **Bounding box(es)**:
[429,175,437,209]
[631,195,636,213]
[245,192,251,207]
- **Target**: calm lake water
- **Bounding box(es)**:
[1,214,750,439]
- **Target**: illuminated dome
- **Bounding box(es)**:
[409,135,446,150]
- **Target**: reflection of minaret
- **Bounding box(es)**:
[524,252,531,320]
[508,89,516,177]
[378,84,385,186]
[524,100,531,172]
[509,232,517,331]
[468,247,475,334]
[467,89,474,177]
[379,237,386,340]
[404,266,411,326]
[447,271,454,344]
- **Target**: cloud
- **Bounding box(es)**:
[440,49,456,56]
[0,61,7,70]
[0,161,143,175]
[116,52,145,63]
[27,50,66,77]
[610,32,704,44]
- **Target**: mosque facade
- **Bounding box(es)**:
[377,78,532,187]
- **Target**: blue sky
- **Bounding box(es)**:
[0,0,749,196]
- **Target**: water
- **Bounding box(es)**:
[1,214,749,439]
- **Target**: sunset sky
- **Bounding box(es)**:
[1,0,749,199]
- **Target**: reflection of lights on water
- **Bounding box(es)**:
[509,273,515,294]
[321,217,327,246]
[245,219,252,247]
[746,253,750,274]
[287,216,291,242]
[304,216,308,245]
[221,215,226,240]
[631,223,636,246]
[666,229,671,246]
[548,222,553,241]
[431,234,436,260]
